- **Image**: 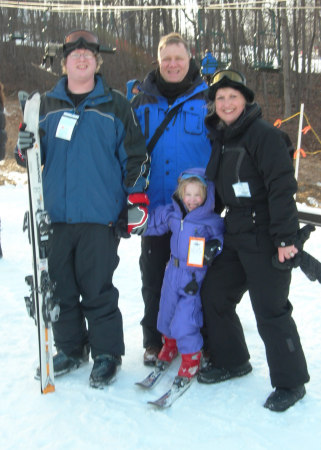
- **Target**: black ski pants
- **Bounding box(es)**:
[201,229,310,389]
[139,234,171,349]
[48,223,124,359]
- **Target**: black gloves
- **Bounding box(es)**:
[203,239,222,266]
[18,122,35,155]
[115,193,149,239]
[272,224,321,283]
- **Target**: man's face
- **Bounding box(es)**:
[65,49,97,84]
[158,43,190,83]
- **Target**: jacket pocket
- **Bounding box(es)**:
[183,104,203,135]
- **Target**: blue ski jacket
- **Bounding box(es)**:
[131,69,212,212]
[38,75,149,226]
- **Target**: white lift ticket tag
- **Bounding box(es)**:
[232,181,251,198]
[55,112,79,141]
[187,237,205,267]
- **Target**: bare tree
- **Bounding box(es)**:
[280,2,292,116]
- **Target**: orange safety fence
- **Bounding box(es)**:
[273,112,321,158]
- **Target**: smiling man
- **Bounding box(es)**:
[17,29,149,389]
[131,32,213,366]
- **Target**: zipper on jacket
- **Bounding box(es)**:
[144,108,149,139]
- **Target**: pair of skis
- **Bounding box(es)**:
[19,91,59,394]
[136,360,194,408]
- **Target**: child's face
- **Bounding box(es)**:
[183,182,205,211]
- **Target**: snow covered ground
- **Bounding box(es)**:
[1,181,321,450]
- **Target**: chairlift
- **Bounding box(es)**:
[252,9,281,72]
[10,31,26,41]
[253,31,281,72]
[212,32,231,70]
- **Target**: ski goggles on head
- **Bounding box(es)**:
[180,173,207,186]
[211,69,246,86]
[63,29,100,57]
[209,68,254,102]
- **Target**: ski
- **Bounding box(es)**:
[20,91,60,394]
[147,376,194,408]
[135,360,170,389]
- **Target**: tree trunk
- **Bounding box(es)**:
[280,3,292,117]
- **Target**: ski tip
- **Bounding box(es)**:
[147,399,171,409]
[43,384,55,394]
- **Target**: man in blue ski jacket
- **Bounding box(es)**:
[17,29,149,388]
[131,32,213,365]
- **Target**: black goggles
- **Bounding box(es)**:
[65,29,99,45]
[63,30,100,56]
[211,69,246,86]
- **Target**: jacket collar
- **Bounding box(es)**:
[205,102,262,140]
[47,74,112,106]
[139,68,208,108]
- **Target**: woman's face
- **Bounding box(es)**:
[215,87,246,125]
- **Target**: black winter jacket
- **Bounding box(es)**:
[205,103,299,248]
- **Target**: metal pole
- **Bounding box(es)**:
[294,103,304,181]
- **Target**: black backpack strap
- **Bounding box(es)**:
[146,104,181,155]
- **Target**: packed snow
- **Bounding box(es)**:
[0,180,321,450]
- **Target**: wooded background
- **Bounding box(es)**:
[0,1,320,120]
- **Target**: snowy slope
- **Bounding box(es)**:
[0,183,321,450]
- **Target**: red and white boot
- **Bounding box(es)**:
[178,351,202,379]
[157,336,178,363]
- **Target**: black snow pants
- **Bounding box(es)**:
[48,223,124,359]
[139,233,171,349]
[201,228,310,389]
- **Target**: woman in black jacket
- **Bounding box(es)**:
[0,81,7,258]
[198,69,309,412]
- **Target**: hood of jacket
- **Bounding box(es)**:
[139,63,208,107]
[205,102,262,142]
[173,167,216,220]
[126,79,140,101]
[46,74,113,108]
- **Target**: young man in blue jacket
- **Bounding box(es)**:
[131,32,213,365]
[17,29,149,388]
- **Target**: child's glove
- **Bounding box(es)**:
[203,239,221,266]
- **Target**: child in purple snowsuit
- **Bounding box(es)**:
[144,168,224,379]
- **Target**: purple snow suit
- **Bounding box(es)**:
[144,168,225,354]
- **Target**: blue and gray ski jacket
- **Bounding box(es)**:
[38,74,149,226]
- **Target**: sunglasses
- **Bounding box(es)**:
[211,69,246,86]
[65,30,99,44]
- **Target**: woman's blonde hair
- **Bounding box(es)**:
[176,177,207,204]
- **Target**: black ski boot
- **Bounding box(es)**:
[35,345,90,379]
[89,354,122,389]
[197,361,252,384]
[264,385,306,412]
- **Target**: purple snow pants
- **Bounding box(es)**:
[157,258,206,354]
